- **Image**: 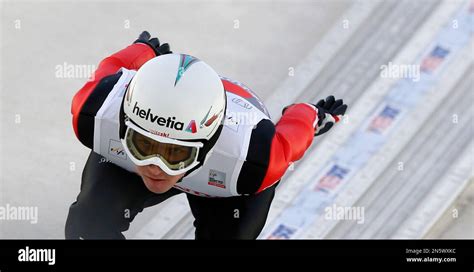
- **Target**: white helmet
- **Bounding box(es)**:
[120,54,226,176]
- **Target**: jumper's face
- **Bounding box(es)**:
[136,164,185,193]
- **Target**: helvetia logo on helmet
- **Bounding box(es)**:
[132,102,185,130]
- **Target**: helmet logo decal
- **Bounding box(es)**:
[200,106,212,128]
[200,106,221,128]
[125,78,136,107]
[125,84,131,103]
[185,120,197,133]
[174,54,200,86]
[125,86,133,106]
[132,102,184,130]
[204,114,219,127]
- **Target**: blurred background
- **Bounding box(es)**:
[0,0,472,239]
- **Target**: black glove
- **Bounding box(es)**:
[314,95,347,136]
[281,96,347,137]
[134,31,172,56]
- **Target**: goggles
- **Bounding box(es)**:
[121,121,203,176]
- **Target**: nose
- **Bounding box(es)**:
[147,164,164,176]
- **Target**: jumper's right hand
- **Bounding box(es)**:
[134,31,172,56]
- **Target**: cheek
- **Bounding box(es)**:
[135,166,145,175]
[172,174,185,184]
